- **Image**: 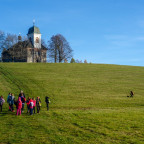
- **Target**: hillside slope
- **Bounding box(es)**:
[0,63,144,144]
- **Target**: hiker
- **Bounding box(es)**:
[20,93,26,112]
[0,96,5,112]
[19,90,25,98]
[29,99,34,115]
[7,93,15,112]
[45,96,50,111]
[16,97,22,116]
[130,91,134,98]
[32,97,36,114]
[26,97,30,113]
[36,97,41,113]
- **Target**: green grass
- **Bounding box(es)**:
[0,63,144,144]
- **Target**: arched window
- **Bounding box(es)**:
[36,37,39,43]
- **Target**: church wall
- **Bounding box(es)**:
[27,48,33,63]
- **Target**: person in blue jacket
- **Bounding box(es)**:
[7,93,15,112]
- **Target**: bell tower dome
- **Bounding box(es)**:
[27,24,41,49]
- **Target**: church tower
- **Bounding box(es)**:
[2,22,47,63]
[27,24,41,49]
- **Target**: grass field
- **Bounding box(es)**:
[0,63,144,144]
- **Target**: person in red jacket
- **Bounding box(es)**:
[16,97,22,116]
[29,99,34,115]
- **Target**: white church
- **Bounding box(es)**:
[2,25,47,62]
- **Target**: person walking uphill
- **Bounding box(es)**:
[36,97,41,113]
[0,96,5,112]
[130,91,134,98]
[7,93,15,112]
[16,97,22,116]
[45,96,50,111]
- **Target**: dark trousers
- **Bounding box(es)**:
[21,103,25,111]
[9,104,14,111]
[33,106,35,114]
[37,106,40,113]
[0,105,2,112]
[30,108,33,115]
[46,103,49,110]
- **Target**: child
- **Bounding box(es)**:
[36,97,41,113]
[32,97,36,114]
[29,99,34,115]
[45,96,50,111]
[16,97,22,116]
[26,97,30,113]
[7,93,15,112]
[0,96,5,112]
[20,93,26,112]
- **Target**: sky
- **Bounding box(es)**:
[0,0,144,66]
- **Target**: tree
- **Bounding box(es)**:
[41,39,47,48]
[48,34,73,63]
[4,33,18,49]
[64,59,68,63]
[0,30,5,55]
[70,58,75,63]
[84,59,87,63]
[75,59,83,63]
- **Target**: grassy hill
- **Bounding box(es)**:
[0,63,144,144]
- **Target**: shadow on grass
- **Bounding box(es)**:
[0,112,8,116]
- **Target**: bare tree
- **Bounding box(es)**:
[41,39,47,48]
[84,59,88,63]
[4,33,18,49]
[48,34,73,63]
[0,30,5,56]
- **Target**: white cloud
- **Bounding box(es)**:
[104,34,144,47]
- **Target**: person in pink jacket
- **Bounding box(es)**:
[16,97,22,116]
[32,98,36,114]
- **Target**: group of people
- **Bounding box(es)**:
[0,90,50,116]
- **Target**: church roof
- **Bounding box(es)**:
[2,40,47,53]
[13,40,34,49]
[27,26,41,34]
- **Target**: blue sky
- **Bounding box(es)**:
[0,0,144,66]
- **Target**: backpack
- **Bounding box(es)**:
[8,96,12,104]
[39,101,41,106]
[21,97,26,103]
[45,97,49,103]
[0,98,3,105]
[30,102,33,107]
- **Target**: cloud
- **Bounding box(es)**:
[135,37,144,41]
[104,34,144,47]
